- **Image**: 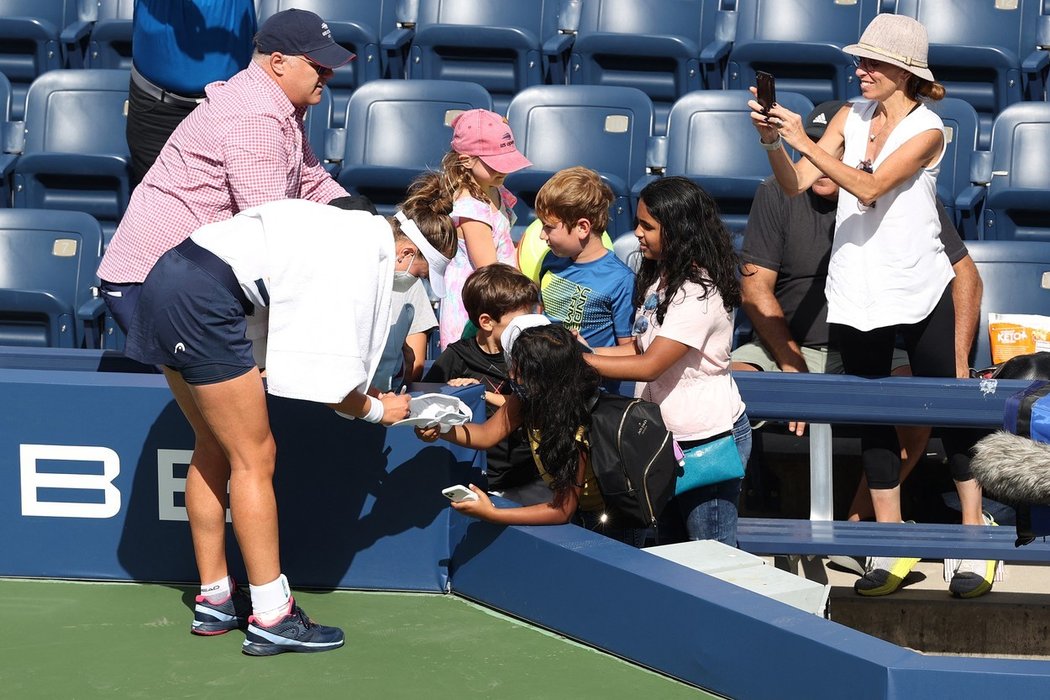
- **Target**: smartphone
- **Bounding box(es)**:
[756,71,776,113]
[442,484,479,503]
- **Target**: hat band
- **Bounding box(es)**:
[394,210,450,277]
[855,41,928,69]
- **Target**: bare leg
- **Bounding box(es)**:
[163,368,233,584]
[847,427,929,521]
[183,368,280,586]
[956,478,985,525]
[870,485,904,524]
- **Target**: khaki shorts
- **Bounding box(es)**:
[731,341,910,375]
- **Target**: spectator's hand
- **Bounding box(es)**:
[447,377,481,387]
[378,392,411,426]
[449,484,493,517]
[571,329,592,351]
[764,101,807,151]
[787,420,807,437]
[415,424,442,442]
[748,87,780,143]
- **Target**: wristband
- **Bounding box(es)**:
[760,136,783,151]
[362,395,385,424]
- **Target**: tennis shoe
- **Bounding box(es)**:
[949,512,999,599]
[854,556,920,596]
[191,586,251,636]
[242,599,344,656]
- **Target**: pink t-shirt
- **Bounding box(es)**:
[634,278,745,441]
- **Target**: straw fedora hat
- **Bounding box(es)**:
[843,14,935,82]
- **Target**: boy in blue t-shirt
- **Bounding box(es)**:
[535,167,635,349]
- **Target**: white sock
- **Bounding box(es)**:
[250,574,291,626]
[200,575,232,604]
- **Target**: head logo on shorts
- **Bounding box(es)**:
[174,342,186,354]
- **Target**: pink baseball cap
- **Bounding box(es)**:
[450,109,532,175]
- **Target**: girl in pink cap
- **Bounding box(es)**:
[437,109,532,349]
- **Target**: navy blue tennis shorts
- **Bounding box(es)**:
[123,240,256,385]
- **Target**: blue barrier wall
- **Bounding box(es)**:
[0,367,483,591]
[447,514,1050,699]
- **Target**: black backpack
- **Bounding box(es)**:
[587,393,679,529]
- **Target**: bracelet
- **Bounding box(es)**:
[361,395,385,424]
[760,136,783,151]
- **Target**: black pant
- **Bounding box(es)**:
[125,77,199,190]
[834,283,976,488]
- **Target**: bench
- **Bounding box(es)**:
[737,517,1050,563]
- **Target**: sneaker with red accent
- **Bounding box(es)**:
[241,599,345,656]
[191,586,251,636]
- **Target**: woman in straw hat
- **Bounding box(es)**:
[748,14,995,599]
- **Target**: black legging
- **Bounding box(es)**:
[834,283,975,488]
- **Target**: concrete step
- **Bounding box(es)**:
[773,556,1050,658]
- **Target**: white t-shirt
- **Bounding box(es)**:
[827,99,954,331]
[634,278,745,441]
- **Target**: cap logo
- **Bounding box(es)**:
[500,132,514,150]
[813,113,828,125]
[321,21,331,39]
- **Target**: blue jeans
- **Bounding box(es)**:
[663,413,753,546]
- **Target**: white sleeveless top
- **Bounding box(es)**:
[826,99,954,332]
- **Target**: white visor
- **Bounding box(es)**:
[499,313,551,366]
[394,210,452,297]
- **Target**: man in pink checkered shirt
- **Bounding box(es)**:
[97,9,353,334]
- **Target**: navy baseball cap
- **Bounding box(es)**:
[255,9,354,68]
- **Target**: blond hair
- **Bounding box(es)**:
[392,171,458,259]
[534,166,614,234]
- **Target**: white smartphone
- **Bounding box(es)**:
[441,484,479,502]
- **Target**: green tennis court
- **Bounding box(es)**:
[0,579,719,699]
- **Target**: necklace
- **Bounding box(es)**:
[868,102,922,141]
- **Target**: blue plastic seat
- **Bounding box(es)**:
[567,0,733,135]
[965,240,1050,369]
[505,85,655,240]
[0,208,105,348]
[979,102,1050,242]
[403,0,570,115]
[926,97,983,239]
[336,79,492,216]
[726,0,881,106]
[0,0,85,120]
[11,69,131,242]
[654,89,814,240]
[302,85,342,177]
[0,72,14,206]
[893,0,1050,149]
[83,0,134,69]
[257,0,398,127]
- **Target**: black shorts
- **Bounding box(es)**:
[123,240,256,385]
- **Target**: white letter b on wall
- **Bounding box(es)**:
[20,444,121,518]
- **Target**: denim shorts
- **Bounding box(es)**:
[123,242,255,385]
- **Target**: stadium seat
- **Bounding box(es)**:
[303,85,342,177]
[0,72,14,206]
[965,240,1050,369]
[0,0,85,120]
[567,0,734,135]
[403,0,570,114]
[978,102,1050,242]
[257,0,397,127]
[336,79,492,216]
[0,208,105,348]
[650,89,814,241]
[893,0,1050,149]
[927,97,983,239]
[726,0,881,106]
[83,0,134,69]
[11,69,131,242]
[504,84,655,240]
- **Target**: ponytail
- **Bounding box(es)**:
[394,171,458,258]
[908,76,946,101]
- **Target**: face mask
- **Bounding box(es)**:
[392,252,417,292]
[392,270,417,293]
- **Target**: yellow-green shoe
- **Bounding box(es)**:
[949,512,999,599]
[948,558,996,598]
[854,556,921,596]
